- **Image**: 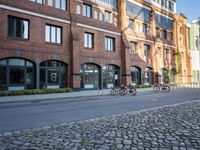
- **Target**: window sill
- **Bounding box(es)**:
[7,36,29,41]
[84,47,94,50]
[55,7,67,12]
[45,42,63,46]
[105,50,115,53]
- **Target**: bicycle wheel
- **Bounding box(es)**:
[153,86,160,92]
[164,86,170,92]
[130,88,137,96]
[110,89,116,96]
[119,89,126,96]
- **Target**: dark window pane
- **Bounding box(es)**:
[9,67,24,84]
[48,69,59,84]
[8,16,29,39]
[0,67,7,85]
[40,69,46,86]
[0,60,7,65]
[26,68,34,89]
[61,69,66,87]
[48,61,60,67]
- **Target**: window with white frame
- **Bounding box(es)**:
[104,11,111,23]
[84,32,94,48]
[55,0,66,10]
[30,0,43,4]
[105,36,115,51]
[45,24,62,44]
[83,4,92,18]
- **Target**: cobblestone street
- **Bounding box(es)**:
[1,101,200,150]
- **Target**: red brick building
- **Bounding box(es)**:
[0,0,191,90]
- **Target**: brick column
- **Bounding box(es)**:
[151,10,158,85]
[118,0,132,85]
[70,17,81,89]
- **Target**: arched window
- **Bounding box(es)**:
[76,4,81,15]
[80,63,100,89]
[103,65,120,88]
[40,60,67,89]
[0,58,35,90]
[130,66,141,85]
[94,10,98,19]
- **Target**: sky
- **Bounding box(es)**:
[176,0,200,23]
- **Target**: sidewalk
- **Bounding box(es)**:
[0,88,153,104]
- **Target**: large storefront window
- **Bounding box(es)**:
[131,66,141,85]
[0,58,34,90]
[143,67,153,85]
[80,64,100,89]
[40,60,67,89]
[103,65,120,89]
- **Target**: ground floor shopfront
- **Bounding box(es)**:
[0,57,154,90]
[0,58,67,90]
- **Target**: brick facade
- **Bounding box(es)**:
[0,0,192,90]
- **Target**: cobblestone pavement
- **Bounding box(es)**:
[1,101,200,150]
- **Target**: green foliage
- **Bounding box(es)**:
[0,88,73,96]
[134,84,151,88]
[163,68,170,84]
[170,68,178,75]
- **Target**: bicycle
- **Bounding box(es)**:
[110,87,120,96]
[153,84,170,92]
[120,84,137,96]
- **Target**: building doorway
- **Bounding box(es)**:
[40,60,67,89]
[103,65,120,89]
[80,63,100,89]
[130,66,141,85]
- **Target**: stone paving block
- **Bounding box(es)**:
[0,101,200,149]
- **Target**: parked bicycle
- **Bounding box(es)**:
[153,84,170,92]
[110,84,137,96]
[110,87,122,96]
[120,84,137,96]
